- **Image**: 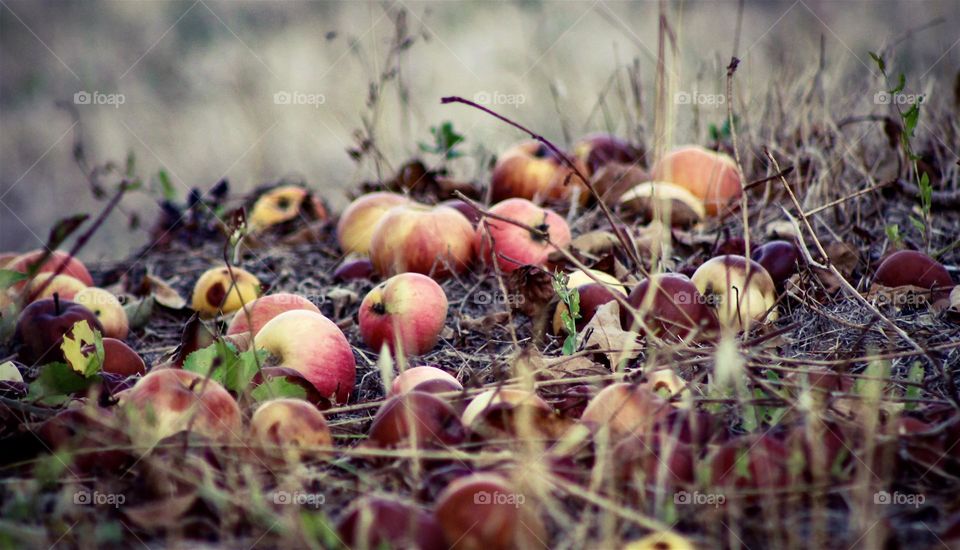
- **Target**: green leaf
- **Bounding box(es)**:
[0,269,28,290]
[154,169,177,202]
[182,340,266,393]
[869,51,886,75]
[47,214,89,250]
[27,362,96,405]
[885,224,901,244]
[918,172,932,215]
[909,216,926,235]
[902,102,920,138]
[250,377,308,402]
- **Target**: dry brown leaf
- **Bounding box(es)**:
[460,311,511,332]
[570,230,620,257]
[146,274,187,310]
[582,301,640,366]
[542,355,608,379]
[825,241,860,278]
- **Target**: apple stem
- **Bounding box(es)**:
[54,292,61,315]
[441,96,642,268]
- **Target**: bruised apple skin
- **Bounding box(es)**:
[249,398,332,461]
[369,203,475,278]
[120,369,241,447]
[475,198,572,273]
[253,310,356,403]
[191,266,262,318]
[337,192,412,256]
[652,145,742,215]
[226,292,320,337]
[359,273,449,357]
[491,140,588,204]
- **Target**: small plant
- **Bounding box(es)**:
[552,272,580,355]
[418,121,465,160]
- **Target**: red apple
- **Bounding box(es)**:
[333,258,375,281]
[476,198,571,273]
[751,240,799,289]
[875,250,953,296]
[390,366,462,396]
[359,273,448,356]
[101,338,146,376]
[337,192,412,255]
[8,249,94,287]
[120,368,242,447]
[652,145,742,215]
[572,133,642,175]
[709,434,790,489]
[368,391,466,449]
[621,273,719,340]
[253,310,356,403]
[369,203,475,278]
[14,296,104,365]
[491,140,588,204]
[226,293,320,337]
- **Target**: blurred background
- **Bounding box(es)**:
[1,0,957,262]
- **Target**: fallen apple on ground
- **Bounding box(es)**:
[491,140,587,204]
[191,265,262,318]
[691,255,778,331]
[390,365,462,396]
[249,398,332,462]
[369,202,475,278]
[652,145,742,215]
[25,272,88,302]
[8,249,94,288]
[367,390,466,448]
[336,497,447,550]
[359,272,448,357]
[253,309,356,403]
[580,383,670,440]
[73,287,129,339]
[226,292,320,337]
[621,273,719,340]
[476,198,571,273]
[14,296,104,365]
[572,133,642,175]
[101,338,146,376]
[337,191,411,255]
[618,181,705,227]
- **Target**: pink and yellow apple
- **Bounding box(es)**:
[491,141,588,204]
[337,192,411,255]
[73,287,129,339]
[226,292,320,337]
[8,249,94,287]
[475,198,571,273]
[652,145,742,215]
[359,273,448,356]
[25,273,88,302]
[691,255,778,331]
[249,398,332,461]
[369,203,474,278]
[390,365,462,396]
[120,368,241,447]
[253,310,356,403]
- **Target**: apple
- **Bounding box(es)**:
[621,273,719,340]
[691,255,778,330]
[120,368,242,447]
[651,145,742,215]
[751,240,799,289]
[14,296,104,365]
[102,338,146,376]
[552,269,626,334]
[875,250,953,297]
[73,287,129,339]
[191,265,262,318]
[248,185,326,232]
[622,532,696,550]
[367,391,466,448]
[8,249,94,287]
[226,293,320,337]
[253,310,356,403]
[491,140,587,204]
[440,199,482,224]
[572,133,642,175]
[434,473,546,550]
[390,366,462,396]
[641,369,692,407]
[249,398,332,462]
[38,407,132,473]
[359,273,448,356]
[618,181,706,227]
[24,272,88,302]
[709,434,790,489]
[590,162,650,204]
[0,252,17,268]
[580,383,670,440]
[369,203,475,278]
[460,388,555,438]
[476,198,571,273]
[337,497,447,550]
[333,257,374,282]
[337,192,412,255]
[615,432,696,489]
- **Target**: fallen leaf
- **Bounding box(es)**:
[61,320,104,377]
[460,311,510,332]
[123,492,198,529]
[582,301,640,367]
[146,274,187,309]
